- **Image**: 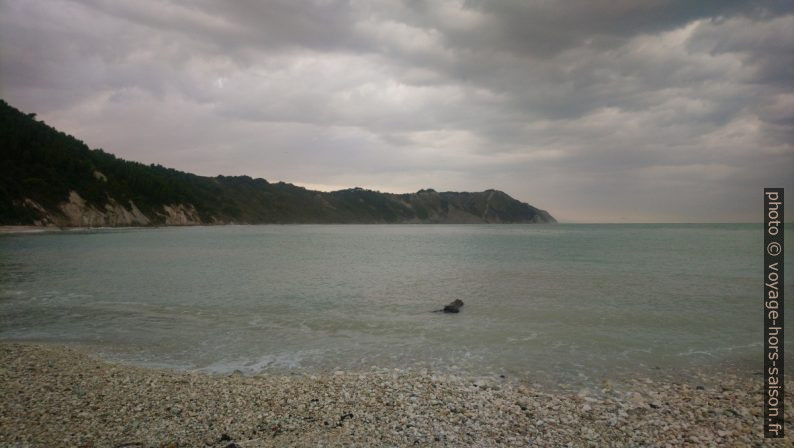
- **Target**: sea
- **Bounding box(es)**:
[1,224,789,387]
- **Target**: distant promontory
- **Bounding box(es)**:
[0,100,556,227]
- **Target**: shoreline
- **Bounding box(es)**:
[0,225,64,234]
[0,223,559,234]
[1,342,790,447]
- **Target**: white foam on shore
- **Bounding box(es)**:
[676,342,762,358]
[0,226,57,234]
[200,349,326,374]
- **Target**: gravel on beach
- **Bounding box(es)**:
[1,342,790,447]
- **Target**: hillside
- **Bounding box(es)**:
[0,100,556,226]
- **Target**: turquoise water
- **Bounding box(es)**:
[0,224,789,385]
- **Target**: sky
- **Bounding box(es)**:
[0,1,791,222]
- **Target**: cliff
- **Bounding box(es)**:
[0,100,556,226]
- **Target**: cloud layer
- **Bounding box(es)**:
[1,0,791,221]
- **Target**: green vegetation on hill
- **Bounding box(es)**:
[0,99,556,226]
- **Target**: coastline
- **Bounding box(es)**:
[0,222,560,235]
[1,342,789,447]
[0,225,63,234]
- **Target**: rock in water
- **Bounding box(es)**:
[442,299,464,313]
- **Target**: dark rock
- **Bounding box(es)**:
[442,299,464,313]
[220,434,232,442]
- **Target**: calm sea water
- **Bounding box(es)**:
[0,224,789,385]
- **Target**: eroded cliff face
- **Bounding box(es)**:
[16,191,207,227]
[58,191,150,227]
[159,204,202,225]
[12,187,555,227]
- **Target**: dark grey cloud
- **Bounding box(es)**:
[0,0,791,222]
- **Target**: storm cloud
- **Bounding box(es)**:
[1,0,791,221]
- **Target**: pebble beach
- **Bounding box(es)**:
[1,342,790,447]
